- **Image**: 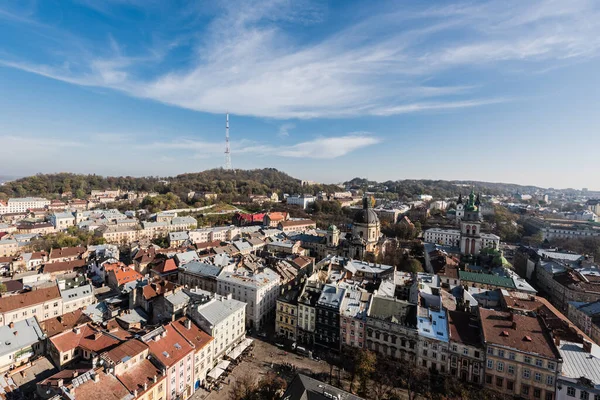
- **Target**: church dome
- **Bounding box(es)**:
[354,208,379,225]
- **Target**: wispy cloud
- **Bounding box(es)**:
[139,133,380,159]
[278,123,295,137]
[1,0,600,118]
[370,98,509,116]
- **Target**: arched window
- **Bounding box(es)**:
[465,238,470,254]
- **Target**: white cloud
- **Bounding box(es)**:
[278,123,295,137]
[139,133,380,159]
[1,0,600,118]
[370,98,509,116]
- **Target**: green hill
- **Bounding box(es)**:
[0,168,340,202]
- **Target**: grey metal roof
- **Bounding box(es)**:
[52,212,75,219]
[60,284,94,302]
[165,290,191,307]
[180,261,222,277]
[558,341,600,384]
[171,216,196,226]
[196,297,246,326]
[537,249,583,262]
[233,240,252,252]
[169,231,189,241]
[317,284,345,309]
[0,318,45,358]
[116,307,148,325]
[175,251,200,265]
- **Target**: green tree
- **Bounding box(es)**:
[354,350,376,396]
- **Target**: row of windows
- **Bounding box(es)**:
[485,375,554,400]
[486,360,554,385]
[565,387,600,400]
[487,348,555,370]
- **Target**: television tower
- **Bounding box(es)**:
[224,113,232,170]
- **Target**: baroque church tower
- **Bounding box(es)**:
[459,189,483,255]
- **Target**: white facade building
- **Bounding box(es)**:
[217,267,280,329]
[50,212,76,230]
[286,195,316,210]
[0,197,50,214]
[189,293,246,360]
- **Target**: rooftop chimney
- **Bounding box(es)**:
[93,373,100,383]
[57,378,64,387]
[8,322,14,329]
[153,375,158,383]
[583,340,592,353]
[185,319,192,329]
[144,382,148,390]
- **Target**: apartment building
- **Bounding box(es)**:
[188,293,246,361]
[447,310,484,384]
[50,212,76,230]
[417,301,450,373]
[276,285,301,340]
[143,324,195,400]
[315,284,346,353]
[278,219,317,233]
[0,238,18,257]
[60,283,95,314]
[0,318,45,373]
[366,295,419,362]
[109,340,167,400]
[0,197,50,214]
[216,266,280,329]
[178,261,223,293]
[567,300,600,344]
[296,283,321,348]
[171,317,214,390]
[339,286,370,350]
[480,309,561,400]
[48,323,122,368]
[0,285,63,326]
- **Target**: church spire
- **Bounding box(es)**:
[457,193,463,204]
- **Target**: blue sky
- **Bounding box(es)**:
[0,0,599,189]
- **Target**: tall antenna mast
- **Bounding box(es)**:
[224,112,232,170]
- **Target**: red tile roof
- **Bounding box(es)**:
[195,240,223,250]
[49,246,86,260]
[141,280,176,300]
[279,219,316,228]
[102,339,148,365]
[172,317,214,352]
[151,258,177,275]
[42,259,87,274]
[479,308,560,359]
[267,212,287,221]
[40,368,93,387]
[40,309,92,338]
[110,266,143,286]
[0,285,61,313]
[133,248,156,264]
[117,359,164,397]
[145,324,194,367]
[448,310,482,348]
[50,324,121,354]
[70,370,130,400]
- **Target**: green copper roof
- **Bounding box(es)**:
[465,188,478,212]
[459,270,515,289]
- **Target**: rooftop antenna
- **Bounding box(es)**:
[224,113,232,170]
